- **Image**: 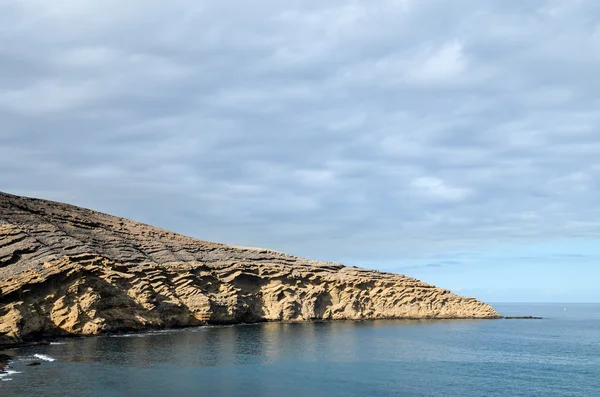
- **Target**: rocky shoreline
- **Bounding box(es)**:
[1,191,500,346]
[0,315,515,351]
[0,314,542,375]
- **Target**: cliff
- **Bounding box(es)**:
[0,191,499,345]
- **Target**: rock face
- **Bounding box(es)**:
[0,191,499,345]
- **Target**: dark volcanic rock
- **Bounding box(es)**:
[0,353,11,373]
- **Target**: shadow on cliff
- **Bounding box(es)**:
[0,267,207,343]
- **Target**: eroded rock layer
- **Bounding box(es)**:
[0,191,499,345]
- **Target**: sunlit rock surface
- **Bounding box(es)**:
[0,191,499,345]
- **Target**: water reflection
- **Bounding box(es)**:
[39,319,500,368]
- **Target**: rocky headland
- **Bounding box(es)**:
[0,191,499,346]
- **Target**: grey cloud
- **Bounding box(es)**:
[1,0,599,263]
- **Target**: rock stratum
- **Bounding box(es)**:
[0,191,499,346]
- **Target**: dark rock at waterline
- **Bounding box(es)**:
[0,353,12,373]
[26,361,42,367]
[503,316,543,320]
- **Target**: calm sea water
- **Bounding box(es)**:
[1,303,599,396]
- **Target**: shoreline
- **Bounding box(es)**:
[0,314,537,351]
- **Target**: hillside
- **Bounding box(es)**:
[0,191,499,345]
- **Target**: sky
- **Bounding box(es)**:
[1,0,599,302]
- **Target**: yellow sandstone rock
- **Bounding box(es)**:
[0,191,499,345]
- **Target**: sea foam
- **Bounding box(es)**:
[33,354,56,362]
[0,370,22,381]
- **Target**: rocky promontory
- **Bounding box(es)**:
[0,191,499,346]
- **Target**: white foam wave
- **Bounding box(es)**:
[33,354,56,362]
[50,342,66,345]
[110,334,146,338]
[0,370,21,382]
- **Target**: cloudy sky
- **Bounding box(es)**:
[1,0,599,302]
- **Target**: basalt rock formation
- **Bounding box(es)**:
[0,191,499,345]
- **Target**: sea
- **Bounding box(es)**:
[1,303,598,397]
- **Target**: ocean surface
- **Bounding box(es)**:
[1,303,599,396]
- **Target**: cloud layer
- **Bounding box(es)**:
[1,0,599,270]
